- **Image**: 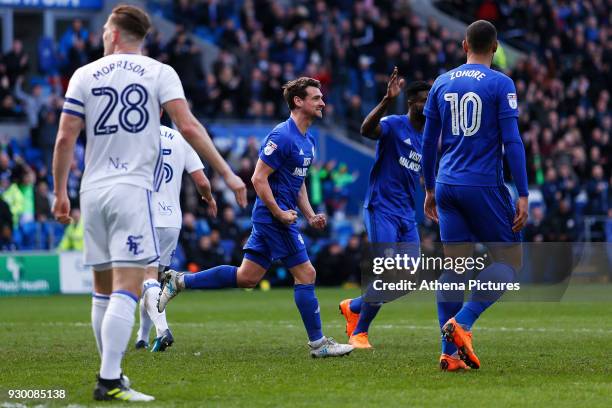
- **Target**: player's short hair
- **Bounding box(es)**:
[109,4,152,42]
[405,81,431,102]
[282,77,321,110]
[466,20,497,54]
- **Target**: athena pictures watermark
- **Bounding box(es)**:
[361,242,611,303]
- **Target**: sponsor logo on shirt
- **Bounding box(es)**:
[158,201,173,216]
[399,150,422,172]
[107,157,128,171]
[292,167,308,177]
[264,141,277,156]
[507,93,517,109]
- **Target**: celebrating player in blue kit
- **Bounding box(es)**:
[422,20,529,370]
[158,77,354,358]
[339,68,430,349]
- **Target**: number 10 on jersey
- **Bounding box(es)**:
[444,92,482,136]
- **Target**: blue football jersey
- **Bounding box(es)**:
[364,115,423,220]
[424,63,519,187]
[252,117,316,224]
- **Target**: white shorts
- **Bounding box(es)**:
[156,227,180,267]
[81,184,159,267]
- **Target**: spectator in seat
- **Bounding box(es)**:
[193,235,224,270]
[1,164,26,228]
[214,206,240,242]
[4,39,29,86]
[34,180,52,221]
[586,165,609,216]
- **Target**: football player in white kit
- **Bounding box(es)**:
[135,124,217,353]
[52,5,246,402]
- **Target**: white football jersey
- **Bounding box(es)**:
[62,54,186,193]
[153,126,204,228]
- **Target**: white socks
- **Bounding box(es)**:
[99,291,137,380]
[137,297,153,343]
[142,279,169,337]
[91,294,110,357]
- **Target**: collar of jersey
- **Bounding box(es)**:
[288,117,307,138]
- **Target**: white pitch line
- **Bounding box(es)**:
[1,321,611,334]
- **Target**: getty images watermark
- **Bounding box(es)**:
[371,252,521,292]
[360,242,612,302]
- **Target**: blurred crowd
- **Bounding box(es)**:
[0,1,610,271]
[153,0,466,123]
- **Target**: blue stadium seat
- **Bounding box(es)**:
[332,220,354,236]
[12,228,23,248]
[220,239,235,258]
[48,221,66,248]
[19,221,40,249]
[170,243,186,270]
[236,217,252,232]
[24,147,43,170]
[332,220,354,246]
[195,219,211,237]
[194,26,216,43]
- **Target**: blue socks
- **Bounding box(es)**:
[353,302,382,335]
[436,270,467,355]
[294,284,323,342]
[184,265,238,289]
[349,296,363,313]
[455,262,515,330]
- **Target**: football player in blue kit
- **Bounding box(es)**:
[339,67,430,349]
[422,20,529,370]
[158,77,353,358]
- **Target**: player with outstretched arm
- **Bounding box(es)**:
[338,68,434,352]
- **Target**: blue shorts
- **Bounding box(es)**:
[243,222,310,270]
[436,183,520,243]
[364,208,420,244]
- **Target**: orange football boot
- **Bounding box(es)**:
[439,354,469,371]
[442,318,480,369]
[339,299,360,337]
[349,332,373,349]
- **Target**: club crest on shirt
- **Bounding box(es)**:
[264,141,278,156]
[507,93,517,109]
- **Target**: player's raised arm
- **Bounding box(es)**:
[251,158,297,225]
[163,98,247,207]
[52,112,83,224]
[298,182,326,230]
[360,66,405,139]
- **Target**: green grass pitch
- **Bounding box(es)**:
[1,287,611,407]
